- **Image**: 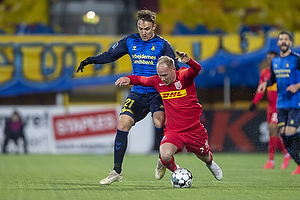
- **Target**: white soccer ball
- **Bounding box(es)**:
[171,168,193,188]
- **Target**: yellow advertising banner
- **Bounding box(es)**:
[1,32,300,96]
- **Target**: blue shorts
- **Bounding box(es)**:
[277,108,300,129]
[120,91,164,123]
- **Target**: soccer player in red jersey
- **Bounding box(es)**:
[250,51,291,169]
[115,50,223,181]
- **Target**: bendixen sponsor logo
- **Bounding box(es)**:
[53,110,117,140]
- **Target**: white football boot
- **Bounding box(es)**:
[100,170,123,185]
[155,158,166,180]
[206,161,223,181]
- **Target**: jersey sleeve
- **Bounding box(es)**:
[252,70,267,104]
[252,91,264,104]
[297,56,300,71]
[267,61,276,86]
[126,75,156,87]
[180,58,201,85]
[92,36,128,64]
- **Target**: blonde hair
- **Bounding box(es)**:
[157,56,174,68]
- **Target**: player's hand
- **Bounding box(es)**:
[115,77,130,86]
[76,57,94,73]
[286,83,300,93]
[175,50,190,63]
[249,103,257,112]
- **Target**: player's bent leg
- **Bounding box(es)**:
[102,114,133,185]
[159,143,178,173]
[282,130,300,173]
[152,111,166,179]
[100,170,123,185]
[266,136,277,167]
[152,111,165,152]
[196,151,223,181]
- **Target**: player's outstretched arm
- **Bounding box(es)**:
[115,77,131,86]
[76,57,95,73]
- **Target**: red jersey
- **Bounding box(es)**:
[128,59,202,133]
[252,68,277,109]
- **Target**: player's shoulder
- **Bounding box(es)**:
[178,67,188,76]
[122,33,139,41]
[271,56,281,65]
[153,34,170,43]
[150,75,161,82]
[290,51,300,58]
[179,67,187,71]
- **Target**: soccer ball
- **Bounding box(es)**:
[171,168,193,188]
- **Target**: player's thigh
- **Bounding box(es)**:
[285,108,300,135]
[185,128,210,156]
[119,91,150,124]
[268,122,278,137]
[277,109,288,132]
[266,106,277,124]
[160,131,184,154]
[150,93,165,127]
[267,109,278,136]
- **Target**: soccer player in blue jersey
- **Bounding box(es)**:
[257,31,300,174]
[77,10,179,184]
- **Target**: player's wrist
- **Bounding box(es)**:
[87,56,95,64]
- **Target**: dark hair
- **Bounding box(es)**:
[278,31,292,41]
[137,10,156,23]
[267,50,278,57]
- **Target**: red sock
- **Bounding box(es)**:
[268,136,277,161]
[277,136,288,155]
[160,156,177,172]
[206,151,213,165]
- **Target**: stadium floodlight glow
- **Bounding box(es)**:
[87,11,96,19]
[83,10,100,24]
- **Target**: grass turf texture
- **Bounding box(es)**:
[0,153,299,200]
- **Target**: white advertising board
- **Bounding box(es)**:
[0,105,155,154]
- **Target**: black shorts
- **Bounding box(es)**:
[120,91,164,123]
[277,108,300,129]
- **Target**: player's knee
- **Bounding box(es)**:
[117,123,131,132]
[117,115,134,131]
[152,111,165,128]
[160,148,174,162]
[160,153,173,162]
[153,117,165,128]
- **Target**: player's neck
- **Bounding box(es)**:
[280,49,291,57]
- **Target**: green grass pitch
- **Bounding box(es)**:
[0,153,300,200]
